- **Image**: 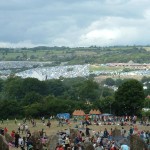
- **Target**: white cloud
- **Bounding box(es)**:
[77,17,141,46]
[79,29,120,46]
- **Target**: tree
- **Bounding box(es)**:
[24,103,42,117]
[61,77,86,100]
[104,78,115,86]
[22,78,47,96]
[141,76,150,84]
[115,79,145,115]
[115,79,124,87]
[78,79,100,101]
[46,79,66,97]
[3,77,24,100]
[93,96,115,114]
[0,79,4,92]
[99,86,114,98]
[23,92,43,105]
[143,98,150,108]
[141,110,150,117]
[0,100,23,119]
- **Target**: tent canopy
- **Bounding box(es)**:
[72,109,85,116]
[89,109,101,115]
[57,113,70,119]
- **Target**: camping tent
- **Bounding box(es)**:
[57,113,70,119]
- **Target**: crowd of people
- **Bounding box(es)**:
[55,124,150,150]
[54,115,150,150]
[0,117,51,150]
[0,115,150,150]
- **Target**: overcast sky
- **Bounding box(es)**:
[1,0,150,47]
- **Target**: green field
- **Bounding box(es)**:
[1,46,150,64]
[89,65,123,72]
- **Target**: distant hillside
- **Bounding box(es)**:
[1,46,150,64]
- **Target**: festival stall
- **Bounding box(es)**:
[89,109,101,120]
[72,109,85,120]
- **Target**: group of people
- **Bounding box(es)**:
[0,118,52,150]
[55,124,150,150]
[79,115,139,127]
[55,126,128,150]
[54,114,150,150]
[0,116,150,150]
[1,127,33,150]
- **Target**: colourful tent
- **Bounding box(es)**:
[89,109,101,120]
[89,109,101,115]
[57,113,70,119]
[72,109,85,116]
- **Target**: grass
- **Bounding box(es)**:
[0,52,22,60]
[111,47,133,51]
[0,50,48,60]
[89,65,123,72]
[0,50,69,61]
[1,119,150,150]
[143,47,150,51]
[75,51,97,56]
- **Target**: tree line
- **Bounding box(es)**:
[0,76,148,119]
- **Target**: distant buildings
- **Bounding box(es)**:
[107,60,150,69]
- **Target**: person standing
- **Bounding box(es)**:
[26,130,31,141]
[11,130,15,140]
[25,124,29,134]
[65,136,70,150]
[4,127,8,133]
[104,128,109,138]
[47,120,51,128]
[85,125,90,137]
[129,126,133,135]
[15,132,20,148]
[15,118,17,124]
[19,136,25,150]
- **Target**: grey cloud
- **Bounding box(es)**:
[0,0,150,47]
